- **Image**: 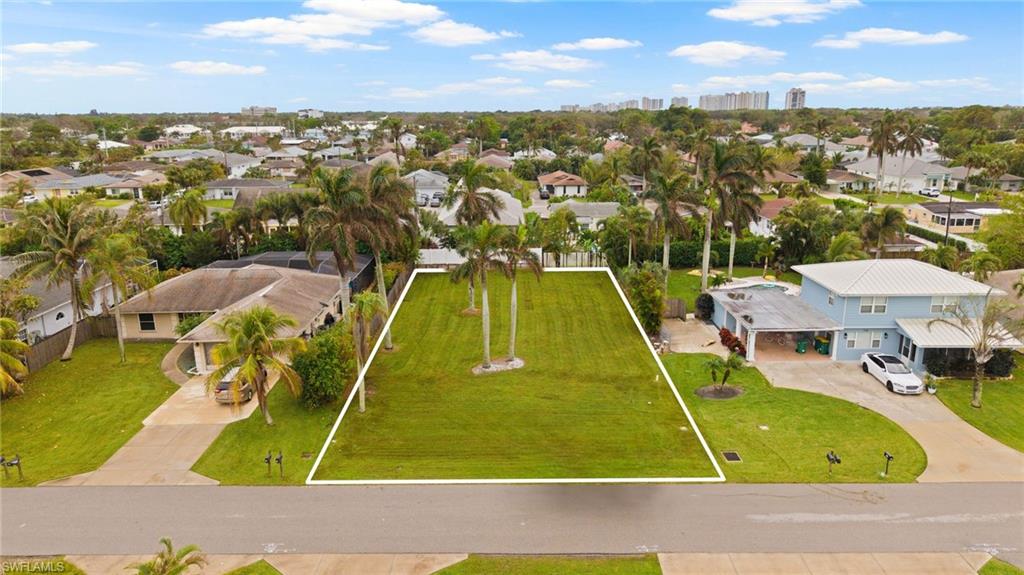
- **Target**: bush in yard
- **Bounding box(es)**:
[174,313,211,337]
[985,349,1016,377]
[619,263,665,335]
[293,325,357,408]
[695,292,715,321]
[924,353,949,377]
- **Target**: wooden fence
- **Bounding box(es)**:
[367,266,413,338]
[25,316,117,373]
[663,298,686,320]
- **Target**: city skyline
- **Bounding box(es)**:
[1,1,1021,113]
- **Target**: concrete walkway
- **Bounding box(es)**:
[65,554,467,574]
[757,361,1024,482]
[662,318,728,357]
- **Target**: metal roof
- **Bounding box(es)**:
[711,288,840,332]
[792,259,1001,297]
[896,318,1022,349]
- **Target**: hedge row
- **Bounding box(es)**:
[668,238,763,269]
[905,224,969,252]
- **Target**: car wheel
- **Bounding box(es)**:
[886,381,894,393]
[862,363,869,373]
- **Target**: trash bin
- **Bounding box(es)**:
[815,336,830,355]
[795,339,808,354]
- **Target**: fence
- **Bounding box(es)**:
[25,316,117,373]
[367,266,413,338]
[663,298,686,320]
[542,251,607,268]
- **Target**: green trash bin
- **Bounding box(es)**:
[816,336,830,355]
[795,339,808,354]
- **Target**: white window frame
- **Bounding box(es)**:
[930,296,958,314]
[827,291,836,306]
[860,296,887,315]
[870,331,882,349]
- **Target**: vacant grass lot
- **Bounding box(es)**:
[223,560,283,575]
[203,199,235,209]
[313,271,717,481]
[843,192,923,205]
[0,340,177,486]
[192,384,343,485]
[437,555,661,575]
[667,267,802,313]
[936,362,1023,453]
[662,354,927,483]
[980,557,1024,575]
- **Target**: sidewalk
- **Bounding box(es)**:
[65,554,468,575]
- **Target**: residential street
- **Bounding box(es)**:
[3,483,1022,564]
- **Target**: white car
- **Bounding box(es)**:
[860,353,924,394]
[22,194,39,204]
[919,187,941,198]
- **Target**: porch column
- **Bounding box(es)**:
[746,329,756,361]
[193,343,208,373]
[831,330,840,360]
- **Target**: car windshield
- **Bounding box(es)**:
[880,357,911,374]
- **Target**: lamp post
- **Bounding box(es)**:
[725,221,736,281]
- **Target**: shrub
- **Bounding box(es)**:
[985,349,1016,377]
[293,325,357,408]
[620,263,665,335]
[905,224,968,252]
[695,292,715,321]
[718,327,746,356]
[174,313,210,337]
[668,238,762,269]
[382,262,405,291]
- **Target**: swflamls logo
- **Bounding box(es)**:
[1,560,69,573]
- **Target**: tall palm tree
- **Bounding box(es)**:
[642,170,692,286]
[450,222,507,369]
[128,537,207,575]
[364,163,415,350]
[305,167,370,316]
[0,317,29,396]
[699,142,759,290]
[500,224,542,362]
[207,305,305,425]
[298,153,322,185]
[349,291,386,413]
[255,192,296,233]
[685,128,714,184]
[446,160,503,226]
[619,204,651,267]
[961,251,1001,282]
[813,116,832,156]
[929,297,1021,408]
[14,198,100,361]
[755,239,776,278]
[746,144,779,192]
[860,206,905,258]
[630,136,662,192]
[894,115,926,196]
[920,244,960,270]
[868,111,900,193]
[168,189,207,235]
[827,231,869,262]
[85,233,157,364]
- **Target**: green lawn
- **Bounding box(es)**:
[935,363,1024,453]
[437,555,661,575]
[667,267,802,313]
[95,198,131,208]
[312,271,717,481]
[192,384,343,485]
[981,558,1024,575]
[662,354,927,483]
[0,340,177,486]
[223,560,283,575]
[844,192,922,205]
[203,199,235,209]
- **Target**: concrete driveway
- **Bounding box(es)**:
[757,361,1024,482]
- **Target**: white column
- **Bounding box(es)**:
[831,330,840,360]
[194,343,208,373]
[746,330,756,361]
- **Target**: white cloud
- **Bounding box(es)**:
[410,19,517,46]
[289,96,310,103]
[668,41,784,66]
[698,71,846,89]
[471,49,597,71]
[357,80,389,86]
[918,77,994,91]
[814,28,968,49]
[10,60,145,77]
[552,37,641,51]
[708,0,861,26]
[380,76,538,99]
[7,40,97,55]
[203,0,444,51]
[170,60,266,75]
[544,79,592,89]
[844,76,916,91]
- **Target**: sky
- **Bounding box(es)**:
[1,0,1022,113]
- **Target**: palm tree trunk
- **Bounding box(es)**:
[61,280,80,361]
[876,152,886,194]
[700,211,713,291]
[338,272,350,317]
[627,235,633,268]
[358,319,367,412]
[481,271,491,368]
[468,277,476,311]
[763,256,769,278]
[971,360,983,408]
[508,275,518,361]
[374,250,393,350]
[727,228,736,280]
[896,151,907,196]
[115,299,126,364]
[257,371,273,425]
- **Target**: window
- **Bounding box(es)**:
[860,296,887,314]
[954,218,965,227]
[899,335,917,361]
[827,291,836,305]
[139,313,156,332]
[870,331,882,349]
[931,296,958,313]
[847,331,880,349]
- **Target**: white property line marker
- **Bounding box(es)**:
[306,267,726,485]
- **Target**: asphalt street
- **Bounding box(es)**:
[2,483,1023,562]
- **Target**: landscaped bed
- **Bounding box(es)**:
[0,340,177,486]
[667,266,802,313]
[436,554,661,575]
[312,271,718,481]
[935,361,1023,453]
[662,353,927,483]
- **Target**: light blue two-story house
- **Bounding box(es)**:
[792,259,1018,373]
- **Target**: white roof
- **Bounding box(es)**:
[846,156,951,178]
[792,259,1002,297]
[896,318,1022,349]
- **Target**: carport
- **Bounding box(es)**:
[711,288,841,362]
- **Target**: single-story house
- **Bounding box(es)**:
[531,200,619,232]
[538,171,588,198]
[314,146,355,160]
[903,201,1003,235]
[434,144,471,163]
[33,174,123,200]
[264,158,303,180]
[846,156,952,194]
[103,171,168,200]
[0,166,77,193]
[164,124,206,138]
[203,178,290,201]
[480,148,509,158]
[476,154,513,170]
[264,146,309,161]
[403,169,449,203]
[219,126,287,139]
[513,147,557,161]
[427,187,524,227]
[619,174,645,195]
[948,166,1023,193]
[824,169,873,194]
[748,197,797,237]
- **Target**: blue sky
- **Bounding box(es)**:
[2,0,1021,113]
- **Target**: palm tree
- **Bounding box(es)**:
[827,231,869,262]
[14,198,100,361]
[929,297,1022,408]
[868,111,900,193]
[704,352,745,390]
[860,206,905,258]
[168,189,207,235]
[813,116,832,156]
[500,224,542,362]
[961,251,1001,282]
[685,128,714,184]
[349,291,386,413]
[829,151,846,169]
[128,537,207,575]
[619,204,651,267]
[1,317,29,396]
[894,115,925,196]
[85,233,157,364]
[305,167,370,316]
[755,239,776,278]
[298,153,322,184]
[207,306,305,425]
[630,136,662,192]
[642,170,692,285]
[920,244,960,270]
[699,142,759,290]
[446,160,503,226]
[450,222,507,369]
[255,192,296,233]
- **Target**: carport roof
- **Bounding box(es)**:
[895,318,1023,349]
[711,289,840,332]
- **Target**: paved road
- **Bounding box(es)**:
[3,484,1023,561]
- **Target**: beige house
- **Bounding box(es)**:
[118,265,344,373]
[903,201,1004,235]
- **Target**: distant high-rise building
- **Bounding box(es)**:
[560,104,581,112]
[698,91,769,112]
[241,106,277,116]
[641,97,663,111]
[785,88,806,110]
[670,96,689,108]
